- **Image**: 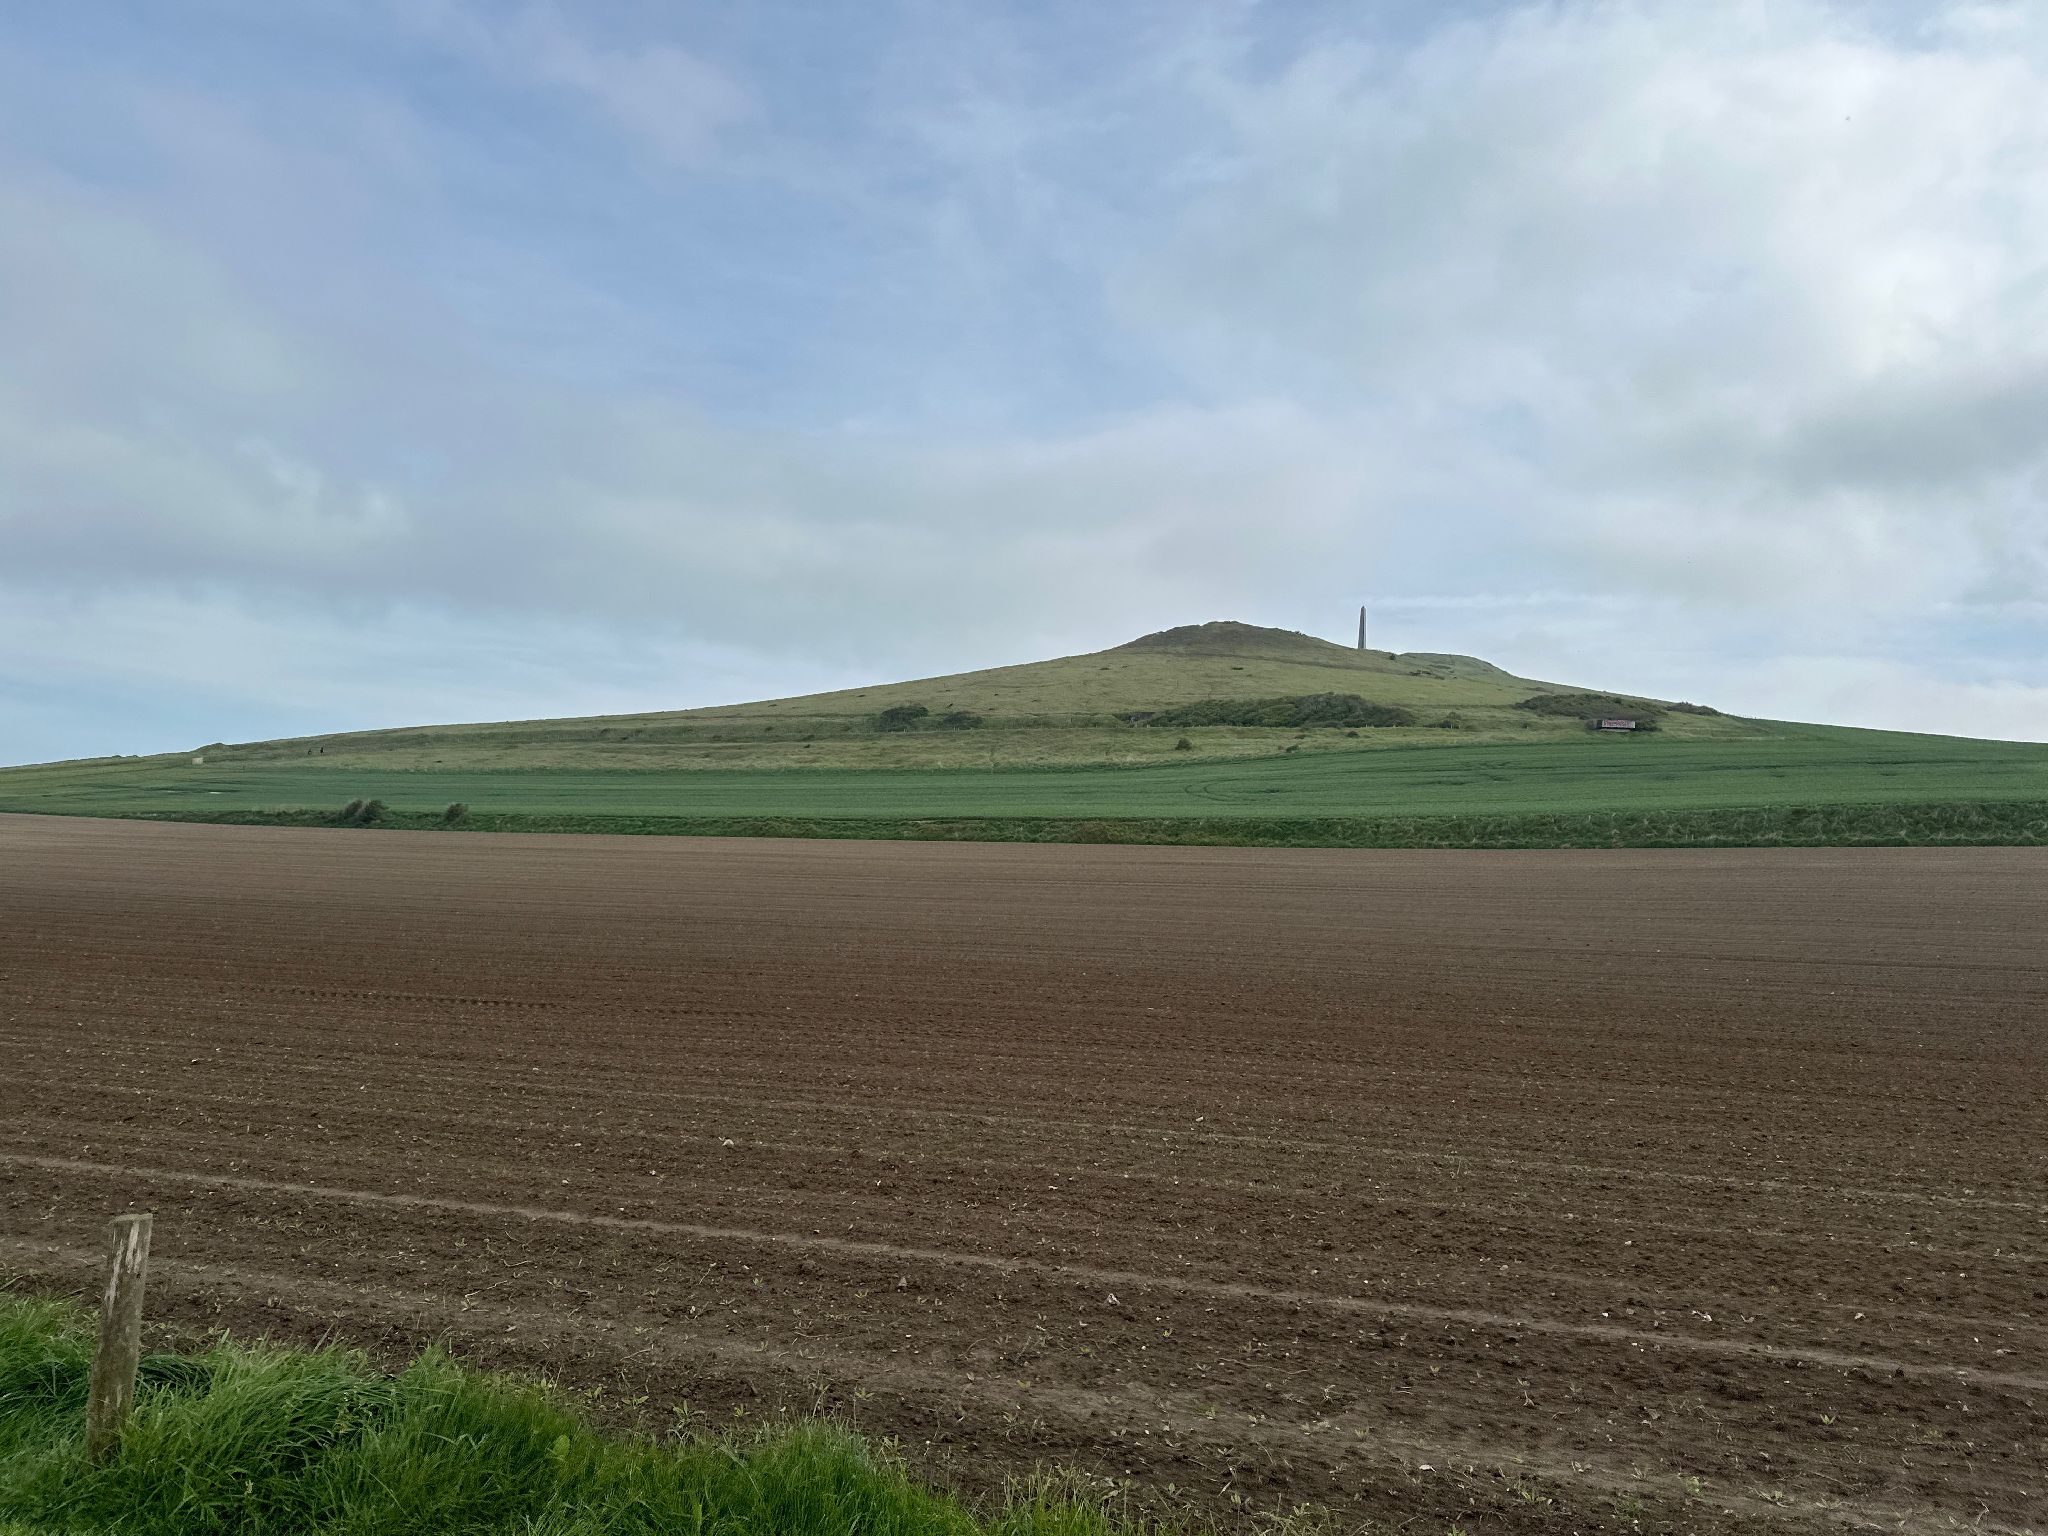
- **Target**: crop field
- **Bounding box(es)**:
[3,815,2044,1533]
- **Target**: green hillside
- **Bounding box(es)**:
[4,622,2044,846]
[58,620,1772,774]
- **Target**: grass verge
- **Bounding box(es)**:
[93,798,2048,847]
[0,1295,1191,1536]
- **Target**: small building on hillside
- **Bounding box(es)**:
[1596,718,1639,731]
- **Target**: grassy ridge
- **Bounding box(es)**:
[0,1296,1173,1536]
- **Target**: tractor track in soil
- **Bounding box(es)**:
[2,814,2044,1533]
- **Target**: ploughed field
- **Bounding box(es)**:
[2,815,2043,1534]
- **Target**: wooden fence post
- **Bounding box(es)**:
[85,1212,152,1462]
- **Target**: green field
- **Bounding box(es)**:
[6,728,2046,847]
[6,623,2045,846]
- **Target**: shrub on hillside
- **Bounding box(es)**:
[876,704,930,732]
[1515,692,1665,724]
[1135,693,1416,730]
[936,710,984,729]
[1669,701,1721,715]
[1173,736,1193,751]
[336,798,387,826]
[443,802,469,823]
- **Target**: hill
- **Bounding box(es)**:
[2,621,2043,846]
[73,620,1770,774]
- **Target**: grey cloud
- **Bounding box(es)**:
[0,155,1390,665]
[1118,1,2048,621]
[4,0,2046,753]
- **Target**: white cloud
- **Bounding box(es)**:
[0,585,855,763]
[1714,654,2048,743]
[0,174,414,581]
[1,0,2045,755]
[0,149,1387,678]
[409,1,750,166]
[1123,0,2048,623]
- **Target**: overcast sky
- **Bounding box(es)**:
[3,0,2046,763]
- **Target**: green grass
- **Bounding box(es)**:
[0,1296,1188,1536]
[4,727,2044,829]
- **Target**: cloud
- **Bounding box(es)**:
[0,172,414,585]
[0,150,1386,685]
[1,0,2045,757]
[0,585,855,763]
[407,1,750,166]
[1713,654,2048,744]
[1122,0,2048,623]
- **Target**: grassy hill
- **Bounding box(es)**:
[53,620,1771,773]
[3,622,2044,846]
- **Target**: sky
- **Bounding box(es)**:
[3,0,2046,763]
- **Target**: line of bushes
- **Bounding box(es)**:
[1515,692,1665,728]
[1123,694,1416,729]
[876,705,985,732]
[334,800,467,826]
[128,800,2048,848]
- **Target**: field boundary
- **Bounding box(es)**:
[26,798,2048,847]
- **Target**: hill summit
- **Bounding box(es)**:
[1113,621,1357,660]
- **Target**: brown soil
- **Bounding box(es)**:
[1,815,2043,1533]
